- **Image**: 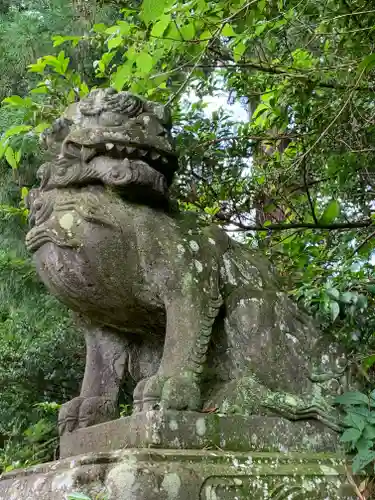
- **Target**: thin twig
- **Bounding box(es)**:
[188,61,373,92]
[351,230,375,257]
[320,9,375,23]
[193,133,304,149]
[302,156,318,224]
[290,66,367,171]
[166,0,258,106]
[345,465,366,500]
[268,229,303,247]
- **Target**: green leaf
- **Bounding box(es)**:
[326,288,340,300]
[31,86,49,94]
[320,200,340,224]
[93,23,107,33]
[117,21,131,36]
[330,301,340,322]
[199,30,211,41]
[356,436,372,452]
[5,147,18,169]
[28,59,46,73]
[335,391,369,406]
[126,47,137,61]
[340,291,354,304]
[112,63,132,92]
[222,23,236,37]
[233,41,246,62]
[0,140,8,159]
[2,95,32,108]
[4,125,32,138]
[52,35,81,47]
[151,15,171,37]
[67,494,92,500]
[254,23,267,36]
[141,0,170,26]
[252,103,270,125]
[363,425,375,440]
[107,36,123,50]
[363,355,375,371]
[340,427,362,443]
[350,407,371,419]
[136,52,154,73]
[180,22,195,40]
[357,294,368,310]
[105,26,120,34]
[352,450,375,473]
[358,53,375,74]
[21,187,29,201]
[343,413,366,432]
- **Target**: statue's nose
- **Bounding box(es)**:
[36,163,51,189]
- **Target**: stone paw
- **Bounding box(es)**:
[133,378,148,413]
[78,396,118,429]
[58,396,85,435]
[58,396,118,435]
[138,371,201,412]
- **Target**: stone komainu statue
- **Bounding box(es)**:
[26,89,346,437]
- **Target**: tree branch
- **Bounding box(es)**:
[350,230,375,257]
[193,133,304,149]
[222,220,372,231]
[193,60,373,92]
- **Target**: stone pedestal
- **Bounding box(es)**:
[0,449,356,499]
[59,410,340,458]
[0,412,357,499]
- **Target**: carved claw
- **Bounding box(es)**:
[58,396,85,435]
[58,396,118,435]
[78,396,118,429]
[293,405,342,432]
[136,371,201,412]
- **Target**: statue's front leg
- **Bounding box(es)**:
[58,321,129,435]
[138,292,222,412]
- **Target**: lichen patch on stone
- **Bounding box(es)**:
[161,472,181,499]
[59,212,74,231]
[189,240,199,252]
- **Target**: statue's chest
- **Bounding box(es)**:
[34,241,165,333]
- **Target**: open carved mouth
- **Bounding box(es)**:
[80,142,174,180]
[61,119,179,187]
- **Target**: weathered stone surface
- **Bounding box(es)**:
[59,409,340,459]
[25,89,350,440]
[0,449,356,499]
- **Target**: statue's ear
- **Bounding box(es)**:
[143,101,172,129]
[63,102,80,123]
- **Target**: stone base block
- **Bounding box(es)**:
[60,410,339,458]
[0,449,356,500]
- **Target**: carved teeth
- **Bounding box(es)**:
[139,149,147,156]
[150,151,161,160]
[106,143,115,150]
[81,147,95,162]
[126,146,136,154]
[161,156,168,163]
